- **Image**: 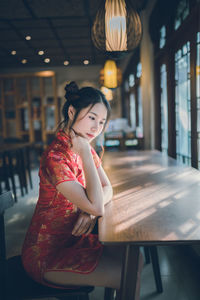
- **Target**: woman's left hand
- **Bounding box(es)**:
[72,211,97,236]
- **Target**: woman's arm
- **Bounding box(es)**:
[57,133,104,217]
[71,158,113,236]
[97,165,113,205]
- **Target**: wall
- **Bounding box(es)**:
[119,0,157,149]
[1,64,122,122]
[140,0,157,149]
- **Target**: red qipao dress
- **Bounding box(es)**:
[21,130,103,287]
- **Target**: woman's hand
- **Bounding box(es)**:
[72,211,97,236]
[70,129,90,156]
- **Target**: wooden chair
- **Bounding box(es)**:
[4,149,26,200]
[0,151,18,202]
[3,138,33,192]
[0,191,94,300]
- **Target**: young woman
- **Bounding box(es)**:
[22,82,142,295]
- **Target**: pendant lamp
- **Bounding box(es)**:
[100,60,122,89]
[92,0,142,59]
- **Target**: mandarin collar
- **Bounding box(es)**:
[56,130,72,149]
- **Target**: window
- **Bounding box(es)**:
[160,64,168,153]
[160,26,166,49]
[124,58,143,139]
[137,86,143,138]
[136,63,142,78]
[174,0,189,30]
[197,32,200,169]
[130,93,136,130]
[175,42,191,165]
[151,0,199,167]
[129,74,135,88]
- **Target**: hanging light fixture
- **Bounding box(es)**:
[92,0,142,59]
[100,60,122,89]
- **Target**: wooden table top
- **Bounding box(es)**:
[99,150,200,246]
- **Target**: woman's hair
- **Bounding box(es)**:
[57,81,111,131]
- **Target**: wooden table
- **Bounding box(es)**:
[99,150,200,299]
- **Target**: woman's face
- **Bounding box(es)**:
[71,103,107,142]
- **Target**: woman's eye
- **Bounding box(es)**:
[100,121,104,125]
[89,116,95,120]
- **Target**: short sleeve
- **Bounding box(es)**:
[90,146,102,169]
[43,152,77,186]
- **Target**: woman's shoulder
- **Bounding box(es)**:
[45,144,72,162]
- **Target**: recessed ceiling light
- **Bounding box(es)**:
[64,60,69,66]
[83,59,89,65]
[25,35,31,40]
[11,50,16,55]
[44,58,50,63]
[22,59,27,64]
[38,50,44,55]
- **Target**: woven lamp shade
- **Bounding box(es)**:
[92,0,142,59]
[100,60,122,89]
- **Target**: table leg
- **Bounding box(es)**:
[119,245,140,300]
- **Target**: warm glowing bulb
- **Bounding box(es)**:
[11,50,16,55]
[25,35,31,40]
[22,59,27,64]
[83,60,89,65]
[38,50,44,55]
[44,58,50,63]
[64,60,69,66]
[35,71,55,77]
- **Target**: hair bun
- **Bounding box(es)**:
[64,81,79,101]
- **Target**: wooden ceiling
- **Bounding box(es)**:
[0,0,148,69]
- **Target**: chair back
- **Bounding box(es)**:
[3,137,23,144]
[0,191,15,259]
[0,191,15,298]
[0,191,15,215]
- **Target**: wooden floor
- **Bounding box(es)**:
[4,168,200,300]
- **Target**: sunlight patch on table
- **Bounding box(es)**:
[174,190,188,199]
[179,220,195,234]
[115,207,157,232]
[158,200,172,208]
[196,211,200,220]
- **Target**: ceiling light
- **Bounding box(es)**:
[44,58,50,63]
[83,60,89,65]
[25,35,31,40]
[11,50,16,55]
[64,60,69,66]
[38,50,44,55]
[21,59,27,64]
[35,71,55,77]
